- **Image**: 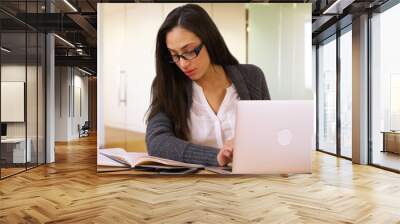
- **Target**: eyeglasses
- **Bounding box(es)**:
[168,43,203,63]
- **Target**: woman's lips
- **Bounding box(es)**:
[184,69,196,76]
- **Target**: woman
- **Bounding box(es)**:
[146,4,270,167]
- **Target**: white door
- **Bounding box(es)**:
[102,4,127,130]
[124,4,163,133]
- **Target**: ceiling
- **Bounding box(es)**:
[0,0,392,75]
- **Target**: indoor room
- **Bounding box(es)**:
[0,0,399,223]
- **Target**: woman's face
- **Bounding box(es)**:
[166,26,211,81]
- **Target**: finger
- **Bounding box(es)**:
[224,150,233,159]
[223,147,233,153]
[223,144,233,150]
[223,150,231,157]
[228,151,233,160]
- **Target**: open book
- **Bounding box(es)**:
[98,148,204,169]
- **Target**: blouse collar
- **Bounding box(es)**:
[187,64,251,107]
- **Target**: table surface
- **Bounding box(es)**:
[97,166,219,175]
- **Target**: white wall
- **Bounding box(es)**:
[1,82,24,122]
[55,67,69,141]
[55,67,89,141]
[248,3,312,100]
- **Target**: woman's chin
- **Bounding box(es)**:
[186,73,200,80]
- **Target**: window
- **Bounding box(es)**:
[0,1,47,179]
[371,3,400,171]
[340,28,352,158]
[317,37,337,154]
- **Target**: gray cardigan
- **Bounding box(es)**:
[145,64,271,166]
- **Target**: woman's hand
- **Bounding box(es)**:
[217,139,234,166]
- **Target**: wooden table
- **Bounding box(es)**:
[96,166,293,177]
[97,166,219,175]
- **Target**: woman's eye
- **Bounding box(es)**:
[183,51,195,56]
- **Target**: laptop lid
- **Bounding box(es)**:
[232,100,314,174]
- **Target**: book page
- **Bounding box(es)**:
[133,156,204,168]
[97,152,127,167]
[99,148,138,167]
[125,152,149,165]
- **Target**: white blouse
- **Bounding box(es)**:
[188,81,239,149]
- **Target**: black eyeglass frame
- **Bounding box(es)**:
[168,43,204,63]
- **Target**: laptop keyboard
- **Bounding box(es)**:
[222,166,232,172]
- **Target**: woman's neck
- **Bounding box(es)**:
[195,65,231,90]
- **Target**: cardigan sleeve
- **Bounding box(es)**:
[255,65,271,100]
[238,64,271,100]
[145,112,220,166]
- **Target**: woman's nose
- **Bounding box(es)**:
[179,58,190,68]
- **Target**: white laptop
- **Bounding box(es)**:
[207,100,314,174]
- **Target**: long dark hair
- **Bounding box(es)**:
[146,4,238,140]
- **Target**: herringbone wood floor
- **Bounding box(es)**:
[1,134,400,224]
